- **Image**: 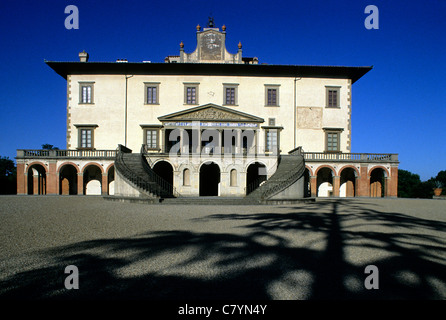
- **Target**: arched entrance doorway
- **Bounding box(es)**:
[246,162,267,195]
[317,167,334,197]
[27,164,46,195]
[59,164,78,195]
[153,161,174,194]
[200,162,220,196]
[340,167,357,197]
[83,164,102,195]
[370,168,386,197]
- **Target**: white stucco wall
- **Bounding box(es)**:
[68,74,351,154]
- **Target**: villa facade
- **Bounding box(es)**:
[16,20,399,200]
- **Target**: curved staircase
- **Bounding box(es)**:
[114,145,178,199]
[246,154,306,201]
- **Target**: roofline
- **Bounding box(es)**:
[45,60,372,84]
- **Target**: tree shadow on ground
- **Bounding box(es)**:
[0,200,445,300]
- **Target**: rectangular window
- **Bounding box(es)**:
[326,86,340,108]
[81,129,92,148]
[265,85,280,107]
[145,129,158,149]
[267,89,276,106]
[145,83,160,105]
[147,87,157,104]
[79,82,94,104]
[223,83,239,106]
[226,87,235,105]
[325,131,342,152]
[184,84,200,105]
[75,124,97,149]
[187,87,196,104]
[265,129,278,152]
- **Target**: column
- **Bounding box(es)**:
[310,175,317,197]
[333,175,340,197]
[102,173,108,195]
[355,176,360,197]
[358,165,370,197]
[16,163,26,195]
[389,165,399,197]
[33,171,39,195]
[77,173,84,195]
[46,161,58,195]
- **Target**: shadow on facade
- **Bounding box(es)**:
[0,200,445,300]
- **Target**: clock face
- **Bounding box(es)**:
[201,32,222,60]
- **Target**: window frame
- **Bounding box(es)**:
[144,82,160,105]
[79,82,95,105]
[325,86,341,108]
[264,84,280,107]
[184,83,199,105]
[140,125,162,151]
[223,83,239,106]
[262,126,283,153]
[74,124,98,150]
[324,128,343,153]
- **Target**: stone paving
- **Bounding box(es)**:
[0,195,445,300]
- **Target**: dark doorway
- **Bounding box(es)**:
[370,168,386,197]
[199,162,220,196]
[246,162,267,194]
[59,164,78,195]
[153,161,174,194]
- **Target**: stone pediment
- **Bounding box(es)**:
[158,104,264,123]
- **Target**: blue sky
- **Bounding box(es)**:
[0,0,444,181]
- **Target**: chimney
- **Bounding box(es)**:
[79,50,89,62]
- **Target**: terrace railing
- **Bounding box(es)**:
[302,152,398,162]
[17,149,117,159]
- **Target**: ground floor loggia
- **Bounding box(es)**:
[16,149,399,198]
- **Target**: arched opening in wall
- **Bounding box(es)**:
[108,166,115,195]
[59,164,78,195]
[340,167,357,197]
[27,164,46,195]
[230,169,237,187]
[370,168,386,197]
[246,162,267,195]
[83,165,102,195]
[183,168,191,186]
[304,168,311,197]
[317,167,334,197]
[153,161,174,194]
[199,162,220,196]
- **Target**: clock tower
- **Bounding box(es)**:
[166,18,251,64]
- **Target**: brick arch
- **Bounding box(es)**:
[368,165,390,178]
[368,166,390,198]
[82,162,105,174]
[105,163,115,174]
[315,165,337,176]
[338,165,360,178]
[339,165,360,198]
[26,161,48,174]
[305,165,314,177]
[57,161,80,174]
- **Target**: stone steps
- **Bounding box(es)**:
[247,154,305,200]
[117,152,173,198]
[159,196,261,205]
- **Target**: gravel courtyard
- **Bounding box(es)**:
[0,195,445,300]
